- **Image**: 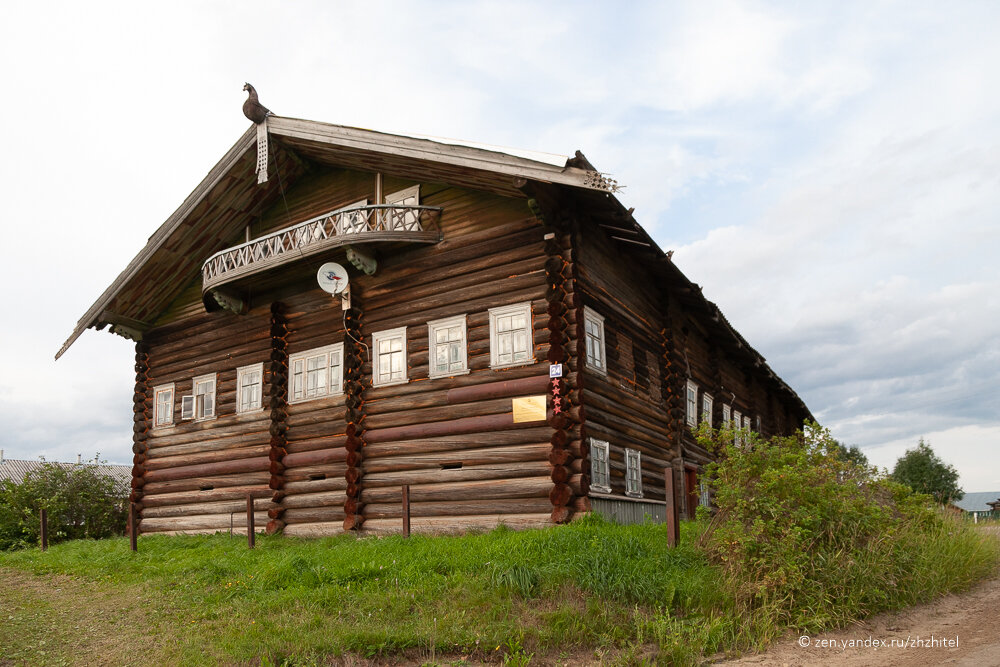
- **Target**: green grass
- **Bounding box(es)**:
[0,514,996,666]
[0,516,722,665]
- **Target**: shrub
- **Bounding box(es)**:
[695,421,998,643]
[0,461,128,550]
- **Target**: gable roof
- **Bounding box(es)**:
[56,116,614,360]
[953,491,1000,513]
[55,114,811,421]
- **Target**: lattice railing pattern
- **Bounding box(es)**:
[202,204,440,285]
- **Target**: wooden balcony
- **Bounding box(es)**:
[201,203,442,300]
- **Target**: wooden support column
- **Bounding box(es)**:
[40,509,48,551]
[664,468,679,547]
[247,493,256,548]
[129,503,138,552]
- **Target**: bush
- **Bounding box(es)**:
[0,461,128,550]
[695,421,999,644]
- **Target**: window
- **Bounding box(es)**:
[372,327,408,387]
[153,384,174,428]
[337,198,370,234]
[583,306,606,374]
[289,344,344,402]
[734,410,743,445]
[685,380,698,427]
[625,448,642,497]
[590,439,611,493]
[236,363,263,413]
[756,415,762,434]
[428,315,468,378]
[701,393,714,426]
[743,415,751,432]
[722,403,732,426]
[192,374,216,420]
[489,302,534,369]
[384,185,420,230]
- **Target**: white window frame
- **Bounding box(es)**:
[372,327,408,387]
[701,393,714,426]
[583,306,606,374]
[192,373,217,421]
[625,448,643,498]
[236,363,264,414]
[722,404,732,427]
[337,198,370,235]
[685,380,698,427]
[427,315,469,378]
[590,438,611,493]
[288,343,344,403]
[153,383,175,428]
[734,409,743,446]
[743,415,751,432]
[488,302,535,369]
[384,185,420,231]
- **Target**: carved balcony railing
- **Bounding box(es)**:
[202,204,442,293]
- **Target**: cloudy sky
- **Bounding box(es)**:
[1,1,997,491]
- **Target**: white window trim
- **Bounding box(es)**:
[153,383,175,429]
[701,393,714,426]
[743,415,751,432]
[722,404,732,427]
[625,448,643,498]
[372,327,409,387]
[488,302,535,369]
[288,343,345,404]
[734,409,743,446]
[236,363,264,414]
[685,380,699,427]
[589,438,611,494]
[384,184,419,205]
[583,306,607,375]
[192,373,217,421]
[427,315,469,378]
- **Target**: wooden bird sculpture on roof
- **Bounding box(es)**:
[242,83,271,124]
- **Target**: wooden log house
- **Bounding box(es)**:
[57,116,811,536]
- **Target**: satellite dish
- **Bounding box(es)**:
[317,262,350,295]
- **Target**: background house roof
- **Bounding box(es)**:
[0,454,131,495]
[953,491,1000,513]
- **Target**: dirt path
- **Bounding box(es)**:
[0,567,174,666]
[716,527,1000,667]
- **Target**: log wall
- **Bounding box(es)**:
[135,164,557,535]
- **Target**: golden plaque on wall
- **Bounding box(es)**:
[512,395,547,423]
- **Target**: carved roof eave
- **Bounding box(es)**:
[55,118,618,360]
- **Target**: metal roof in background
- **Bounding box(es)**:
[0,456,131,495]
[953,491,1000,513]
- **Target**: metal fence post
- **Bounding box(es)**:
[247,493,256,549]
[129,502,138,552]
[664,468,679,547]
[402,485,410,537]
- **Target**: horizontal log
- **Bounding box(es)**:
[365,412,543,444]
[445,375,551,404]
[282,506,346,523]
[362,443,549,474]
[280,489,347,510]
[363,460,551,488]
[282,521,345,538]
[364,426,552,459]
[143,444,270,471]
[282,476,349,495]
[141,485,271,508]
[363,396,517,430]
[144,456,270,483]
[360,475,552,504]
[147,415,270,449]
[364,497,552,519]
[282,447,348,468]
[141,472,271,495]
[283,463,348,483]
[360,513,551,535]
[139,511,269,533]
[142,498,277,518]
